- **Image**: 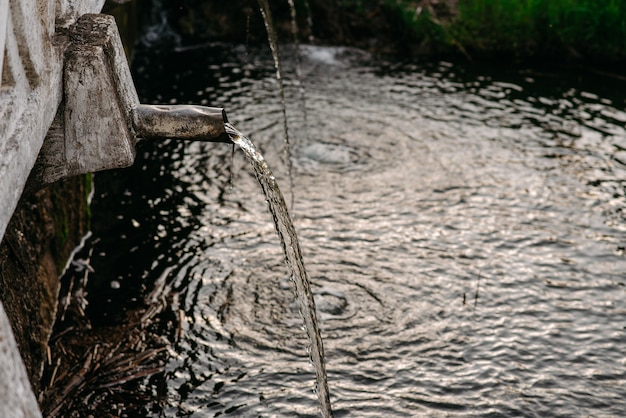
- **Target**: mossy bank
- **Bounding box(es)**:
[0,177,90,393]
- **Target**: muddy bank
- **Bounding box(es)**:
[0,0,136,402]
[0,177,89,393]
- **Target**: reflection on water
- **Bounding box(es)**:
[82,43,626,416]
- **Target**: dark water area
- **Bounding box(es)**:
[74,42,626,417]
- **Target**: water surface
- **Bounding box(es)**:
[86,44,626,417]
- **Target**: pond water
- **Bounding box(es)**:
[82,43,626,417]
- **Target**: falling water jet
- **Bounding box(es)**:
[257,0,296,210]
[302,0,315,42]
[287,0,316,43]
[287,0,310,141]
[225,123,334,418]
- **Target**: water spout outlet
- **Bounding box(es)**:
[133,104,231,143]
[28,14,234,191]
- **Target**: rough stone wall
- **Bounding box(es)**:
[0,0,136,397]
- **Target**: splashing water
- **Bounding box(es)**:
[257,0,295,209]
[225,123,334,418]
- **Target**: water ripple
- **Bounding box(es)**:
[81,44,626,416]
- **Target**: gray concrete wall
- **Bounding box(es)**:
[0,1,109,415]
[0,0,107,242]
[0,2,228,412]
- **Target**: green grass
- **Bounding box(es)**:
[382,0,626,63]
[451,0,626,62]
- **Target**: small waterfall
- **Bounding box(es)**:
[225,123,334,418]
[256,0,295,208]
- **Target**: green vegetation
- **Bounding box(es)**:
[390,0,626,63]
[48,176,91,272]
[156,0,626,64]
[50,186,71,245]
[455,0,626,61]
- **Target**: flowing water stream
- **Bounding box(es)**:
[70,43,626,417]
[257,0,295,207]
[225,123,333,417]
